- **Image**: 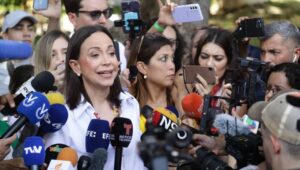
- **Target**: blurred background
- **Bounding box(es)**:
[0,0,299,43]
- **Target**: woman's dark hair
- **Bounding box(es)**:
[194,28,238,81]
[267,63,300,90]
[171,26,187,72]
[65,25,122,110]
[9,65,34,94]
[127,33,173,108]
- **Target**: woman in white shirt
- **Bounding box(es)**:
[44,25,146,170]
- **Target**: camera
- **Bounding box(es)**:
[225,132,264,169]
[233,18,265,39]
[191,147,232,170]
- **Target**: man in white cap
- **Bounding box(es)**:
[0,10,37,94]
[250,90,300,170]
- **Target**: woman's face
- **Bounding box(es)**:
[70,32,120,88]
[198,42,228,79]
[49,37,68,71]
[265,71,291,101]
[144,45,175,88]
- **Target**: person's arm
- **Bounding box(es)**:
[147,0,176,33]
[0,134,17,161]
[34,0,62,32]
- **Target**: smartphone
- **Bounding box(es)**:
[33,0,48,11]
[121,1,142,34]
[239,18,265,38]
[172,3,203,23]
[128,65,138,82]
[183,65,216,84]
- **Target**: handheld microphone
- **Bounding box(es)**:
[0,40,32,61]
[1,71,54,116]
[45,143,68,165]
[39,104,68,133]
[110,117,133,170]
[23,136,45,170]
[213,114,251,136]
[0,92,50,139]
[78,155,91,170]
[140,105,153,133]
[181,92,203,120]
[88,148,107,170]
[152,107,180,132]
[45,92,65,105]
[86,119,110,153]
[56,147,78,167]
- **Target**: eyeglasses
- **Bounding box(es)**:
[78,8,113,20]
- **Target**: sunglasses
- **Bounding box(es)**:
[78,8,113,20]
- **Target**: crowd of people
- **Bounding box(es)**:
[0,0,300,170]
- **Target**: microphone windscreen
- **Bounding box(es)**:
[140,105,153,118]
[17,92,50,124]
[78,155,91,170]
[153,107,179,124]
[31,71,55,93]
[57,147,78,167]
[45,143,68,165]
[88,148,107,170]
[110,117,133,148]
[181,93,203,119]
[23,136,45,166]
[45,92,65,105]
[213,114,251,136]
[0,40,32,60]
[0,120,18,148]
[40,104,68,133]
[86,119,110,153]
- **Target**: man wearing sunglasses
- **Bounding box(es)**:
[62,0,127,71]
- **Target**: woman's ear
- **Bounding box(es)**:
[69,59,81,76]
[136,61,147,75]
[293,47,300,63]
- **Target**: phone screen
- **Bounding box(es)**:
[121,1,141,33]
[241,18,265,38]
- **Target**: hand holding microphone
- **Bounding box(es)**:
[1,92,50,139]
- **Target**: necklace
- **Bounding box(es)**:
[93,105,120,119]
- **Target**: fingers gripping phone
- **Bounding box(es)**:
[33,0,48,10]
[121,0,142,34]
[172,3,204,23]
[183,65,216,84]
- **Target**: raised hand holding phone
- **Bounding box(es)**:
[33,0,61,19]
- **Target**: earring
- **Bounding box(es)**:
[143,74,147,79]
[77,73,81,77]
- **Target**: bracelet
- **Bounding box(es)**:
[153,21,165,33]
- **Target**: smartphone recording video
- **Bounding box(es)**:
[183,65,216,84]
[234,18,265,39]
[33,0,48,11]
[172,3,203,23]
[121,0,142,34]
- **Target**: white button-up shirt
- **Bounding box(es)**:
[44,91,147,170]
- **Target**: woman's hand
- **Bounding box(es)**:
[193,74,212,96]
[0,134,17,161]
[49,63,65,90]
[156,0,177,26]
[220,83,232,113]
[119,69,132,89]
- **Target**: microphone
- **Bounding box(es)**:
[0,92,50,139]
[86,119,110,153]
[110,117,133,170]
[152,107,180,132]
[56,147,78,167]
[45,92,65,105]
[88,148,107,170]
[45,143,68,165]
[140,105,153,133]
[1,71,54,116]
[181,92,203,120]
[23,136,45,170]
[0,40,32,61]
[78,155,91,170]
[39,104,68,133]
[213,114,251,136]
